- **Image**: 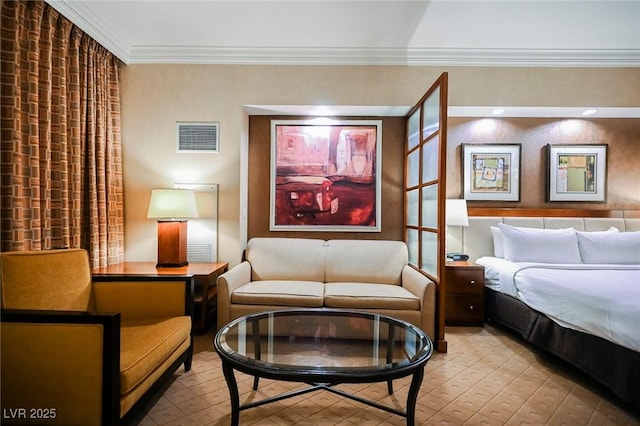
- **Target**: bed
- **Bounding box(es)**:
[448,210,640,410]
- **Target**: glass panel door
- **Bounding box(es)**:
[403,73,448,353]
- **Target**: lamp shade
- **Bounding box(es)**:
[147,189,198,220]
[445,199,469,227]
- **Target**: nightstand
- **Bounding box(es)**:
[445,261,485,326]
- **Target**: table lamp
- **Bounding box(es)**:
[445,199,469,261]
[147,189,198,267]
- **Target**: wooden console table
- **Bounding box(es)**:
[92,262,228,332]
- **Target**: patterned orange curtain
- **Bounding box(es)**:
[0,0,124,267]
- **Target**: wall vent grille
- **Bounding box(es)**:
[177,122,219,153]
[187,243,214,263]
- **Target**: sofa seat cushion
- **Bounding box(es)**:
[324,283,420,310]
[232,280,325,307]
[119,316,191,394]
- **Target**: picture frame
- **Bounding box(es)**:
[462,144,521,201]
[547,144,607,202]
[270,119,382,231]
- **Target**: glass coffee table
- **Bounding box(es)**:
[214,309,433,426]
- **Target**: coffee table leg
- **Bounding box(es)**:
[252,318,261,390]
[221,362,240,426]
[405,366,424,426]
[386,324,395,395]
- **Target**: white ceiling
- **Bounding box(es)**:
[48,0,640,67]
[46,0,640,118]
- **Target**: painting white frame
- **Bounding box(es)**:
[547,144,607,202]
[270,119,382,232]
[462,144,521,201]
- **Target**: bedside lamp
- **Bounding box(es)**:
[147,189,198,267]
[445,199,469,261]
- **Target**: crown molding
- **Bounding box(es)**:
[129,46,640,67]
[404,48,640,68]
[45,0,130,63]
[129,46,406,65]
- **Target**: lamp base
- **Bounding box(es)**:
[156,220,189,267]
[156,261,189,268]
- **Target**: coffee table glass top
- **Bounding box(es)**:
[215,309,432,379]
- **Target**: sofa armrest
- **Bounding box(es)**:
[1,309,120,425]
[401,265,437,340]
[217,261,252,329]
[92,277,193,321]
[401,266,429,298]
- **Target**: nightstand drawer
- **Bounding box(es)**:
[447,268,484,293]
[445,294,484,326]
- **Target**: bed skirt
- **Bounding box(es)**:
[484,287,640,411]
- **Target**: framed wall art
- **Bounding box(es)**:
[462,144,521,201]
[547,144,607,202]
[270,119,382,231]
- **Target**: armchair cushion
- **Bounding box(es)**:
[0,249,94,311]
[119,317,191,395]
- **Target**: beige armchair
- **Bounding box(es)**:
[0,249,193,425]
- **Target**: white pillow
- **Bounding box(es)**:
[581,226,619,234]
[498,223,581,264]
[577,230,640,264]
[490,226,504,258]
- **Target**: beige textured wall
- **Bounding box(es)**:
[120,65,639,266]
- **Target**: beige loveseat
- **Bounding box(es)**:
[217,238,436,340]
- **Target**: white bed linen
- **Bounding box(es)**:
[476,257,640,352]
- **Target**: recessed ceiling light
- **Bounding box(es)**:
[308,117,334,125]
[582,109,598,116]
[492,108,505,115]
[311,106,335,116]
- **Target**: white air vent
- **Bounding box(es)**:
[177,122,219,153]
[187,243,214,263]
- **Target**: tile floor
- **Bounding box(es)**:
[129,325,639,425]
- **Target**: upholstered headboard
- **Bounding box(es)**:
[446,209,640,262]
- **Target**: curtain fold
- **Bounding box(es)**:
[1,0,124,267]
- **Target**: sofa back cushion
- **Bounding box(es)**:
[1,249,95,311]
[325,240,407,284]
[246,238,326,282]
